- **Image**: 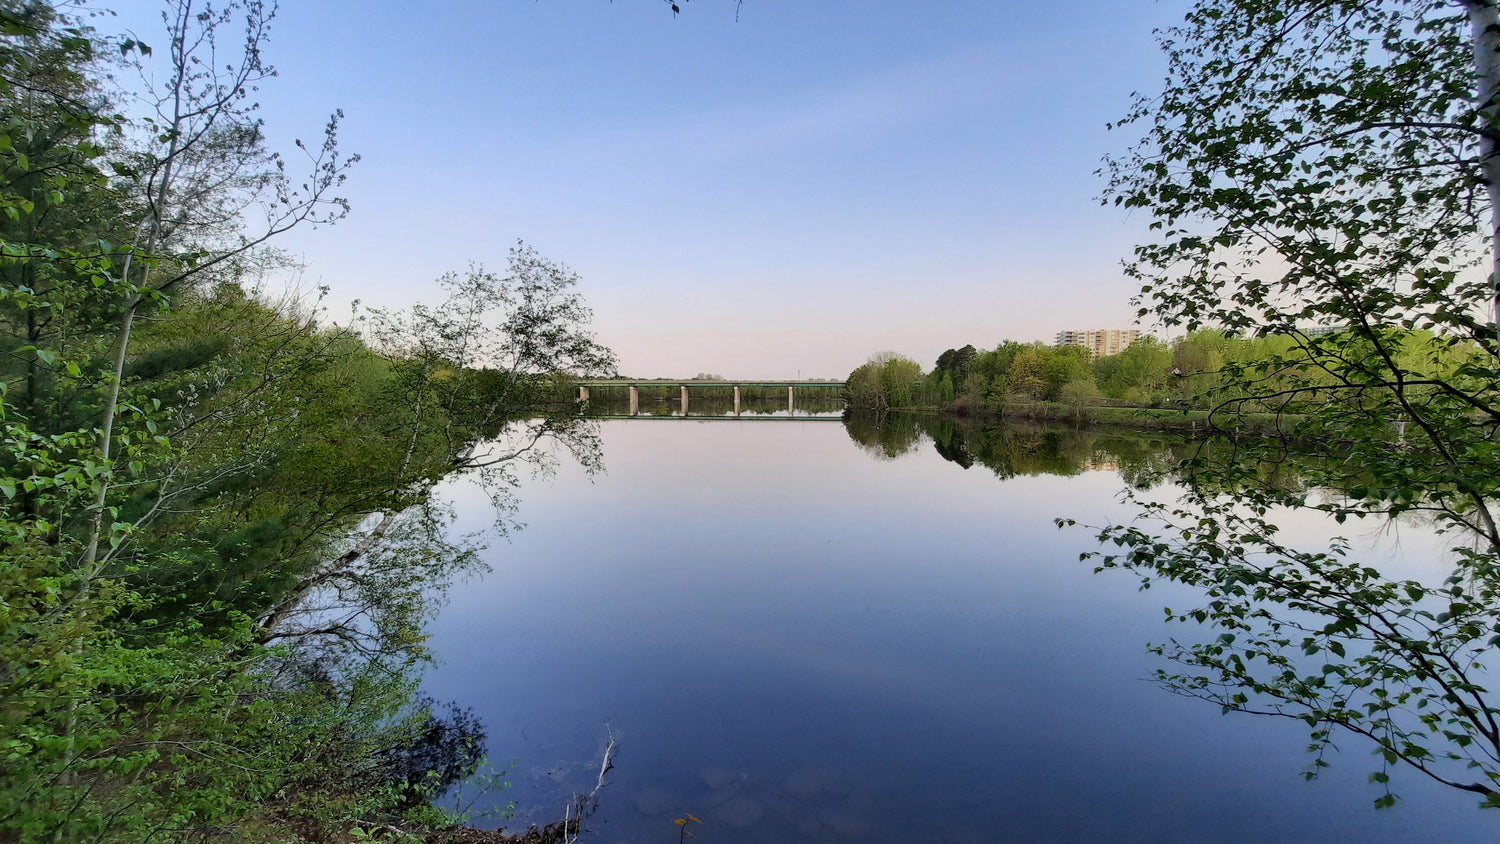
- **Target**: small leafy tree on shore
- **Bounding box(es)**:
[845,351,925,411]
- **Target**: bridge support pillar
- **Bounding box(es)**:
[788,385,795,415]
[578,386,589,403]
[733,385,740,416]
[680,385,689,416]
[628,386,639,416]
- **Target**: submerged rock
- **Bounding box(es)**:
[631,786,680,817]
[698,766,739,790]
[703,785,739,808]
[715,796,765,828]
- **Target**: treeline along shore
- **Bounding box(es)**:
[844,327,1486,436]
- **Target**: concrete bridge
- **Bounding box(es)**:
[575,379,846,416]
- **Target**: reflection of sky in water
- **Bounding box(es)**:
[423,420,1496,842]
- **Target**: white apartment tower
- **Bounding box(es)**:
[1054,329,1141,358]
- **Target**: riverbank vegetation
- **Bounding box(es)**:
[846,327,1487,435]
[0,3,612,841]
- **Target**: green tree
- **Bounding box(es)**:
[934,370,955,402]
[963,340,1028,404]
[845,351,925,411]
[1094,337,1172,403]
[1058,377,1101,415]
[931,344,976,404]
[272,244,618,648]
[1041,344,1090,400]
[80,0,355,576]
[1088,0,1500,807]
[879,354,924,407]
[934,343,977,382]
[1169,330,1228,403]
[1007,347,1047,399]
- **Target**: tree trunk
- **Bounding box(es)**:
[1464,0,1500,355]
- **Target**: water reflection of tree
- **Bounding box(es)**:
[843,412,1189,485]
[842,411,923,460]
[925,416,975,468]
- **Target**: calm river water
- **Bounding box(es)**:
[420,417,1496,842]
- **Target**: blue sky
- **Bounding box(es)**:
[109,0,1190,378]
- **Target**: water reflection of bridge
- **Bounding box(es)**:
[575,379,846,416]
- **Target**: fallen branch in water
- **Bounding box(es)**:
[455,722,615,844]
[560,722,617,844]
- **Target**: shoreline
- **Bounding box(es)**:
[869,400,1305,436]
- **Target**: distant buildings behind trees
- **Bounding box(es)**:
[1054,329,1141,358]
[1300,324,1347,337]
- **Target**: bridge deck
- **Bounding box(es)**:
[586,414,844,421]
[576,379,845,388]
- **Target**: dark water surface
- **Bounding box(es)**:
[421,418,1495,842]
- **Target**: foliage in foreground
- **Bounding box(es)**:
[1080,0,1500,808]
[0,3,612,840]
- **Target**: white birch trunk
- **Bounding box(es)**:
[1465,0,1500,354]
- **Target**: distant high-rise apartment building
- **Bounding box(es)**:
[1302,324,1348,337]
[1054,329,1141,358]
